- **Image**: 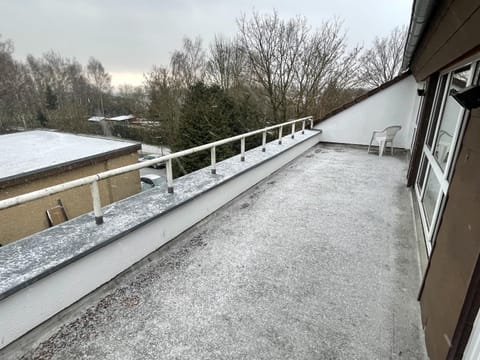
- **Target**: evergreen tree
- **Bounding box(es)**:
[173,82,238,174]
[36,110,48,127]
[45,84,58,110]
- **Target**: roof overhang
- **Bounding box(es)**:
[401,0,436,72]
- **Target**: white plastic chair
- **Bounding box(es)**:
[367,125,402,157]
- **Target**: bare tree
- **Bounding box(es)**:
[22,52,93,132]
[171,37,206,88]
[0,35,17,130]
[116,84,147,115]
[206,36,246,90]
[0,36,15,100]
[359,25,407,88]
[238,11,308,122]
[0,36,41,131]
[87,57,112,115]
[145,66,183,145]
[292,19,360,117]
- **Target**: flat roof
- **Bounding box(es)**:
[0,130,140,183]
[5,144,426,359]
[107,115,134,121]
[87,116,105,122]
[0,130,321,300]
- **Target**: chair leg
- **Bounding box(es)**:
[391,143,394,156]
[379,140,385,157]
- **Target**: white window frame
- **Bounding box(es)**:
[464,308,480,359]
[415,59,477,254]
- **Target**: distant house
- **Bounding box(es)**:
[0,130,141,245]
[87,116,106,122]
[105,115,136,125]
[130,118,161,127]
[87,115,136,125]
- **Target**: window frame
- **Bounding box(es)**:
[415,59,477,254]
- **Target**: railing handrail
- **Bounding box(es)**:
[0,116,314,223]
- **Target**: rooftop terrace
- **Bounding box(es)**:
[10,144,427,359]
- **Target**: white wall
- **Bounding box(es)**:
[463,308,480,360]
[0,133,321,351]
[315,75,421,149]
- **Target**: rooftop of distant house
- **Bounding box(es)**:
[0,130,140,185]
[87,116,106,122]
[88,115,135,122]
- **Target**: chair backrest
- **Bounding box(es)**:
[384,125,402,141]
[438,129,453,141]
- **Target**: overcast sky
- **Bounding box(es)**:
[0,0,413,87]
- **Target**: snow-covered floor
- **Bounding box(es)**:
[15,144,427,359]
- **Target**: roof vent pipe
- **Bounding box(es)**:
[401,0,435,72]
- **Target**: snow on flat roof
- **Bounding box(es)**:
[0,130,139,181]
[88,116,105,122]
[106,115,134,121]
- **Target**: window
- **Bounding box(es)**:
[426,75,448,148]
[422,166,441,226]
[432,67,470,171]
[415,60,478,254]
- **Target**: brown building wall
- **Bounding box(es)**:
[408,1,480,358]
[0,152,140,245]
[419,109,480,359]
[411,0,480,81]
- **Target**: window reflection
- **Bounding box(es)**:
[426,75,448,148]
[422,166,441,227]
[433,66,470,171]
[416,158,428,192]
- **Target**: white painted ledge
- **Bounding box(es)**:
[0,129,321,349]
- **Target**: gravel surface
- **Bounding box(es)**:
[15,144,427,360]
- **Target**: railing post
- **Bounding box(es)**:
[291,123,295,139]
[262,131,267,152]
[278,126,283,145]
[90,180,103,225]
[302,120,305,134]
[211,146,216,174]
[310,118,314,129]
[166,159,174,193]
[240,137,245,161]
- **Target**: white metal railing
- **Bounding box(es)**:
[0,116,314,224]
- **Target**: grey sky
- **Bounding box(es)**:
[0,0,413,87]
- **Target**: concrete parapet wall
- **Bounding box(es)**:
[0,130,321,349]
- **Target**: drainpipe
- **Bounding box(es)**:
[401,0,436,72]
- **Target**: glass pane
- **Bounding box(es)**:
[416,157,428,192]
[426,75,448,148]
[475,61,480,84]
[433,66,471,171]
[422,166,441,227]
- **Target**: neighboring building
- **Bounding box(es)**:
[87,116,106,122]
[105,114,136,124]
[130,118,161,127]
[0,130,141,245]
[402,1,480,359]
[88,115,135,124]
